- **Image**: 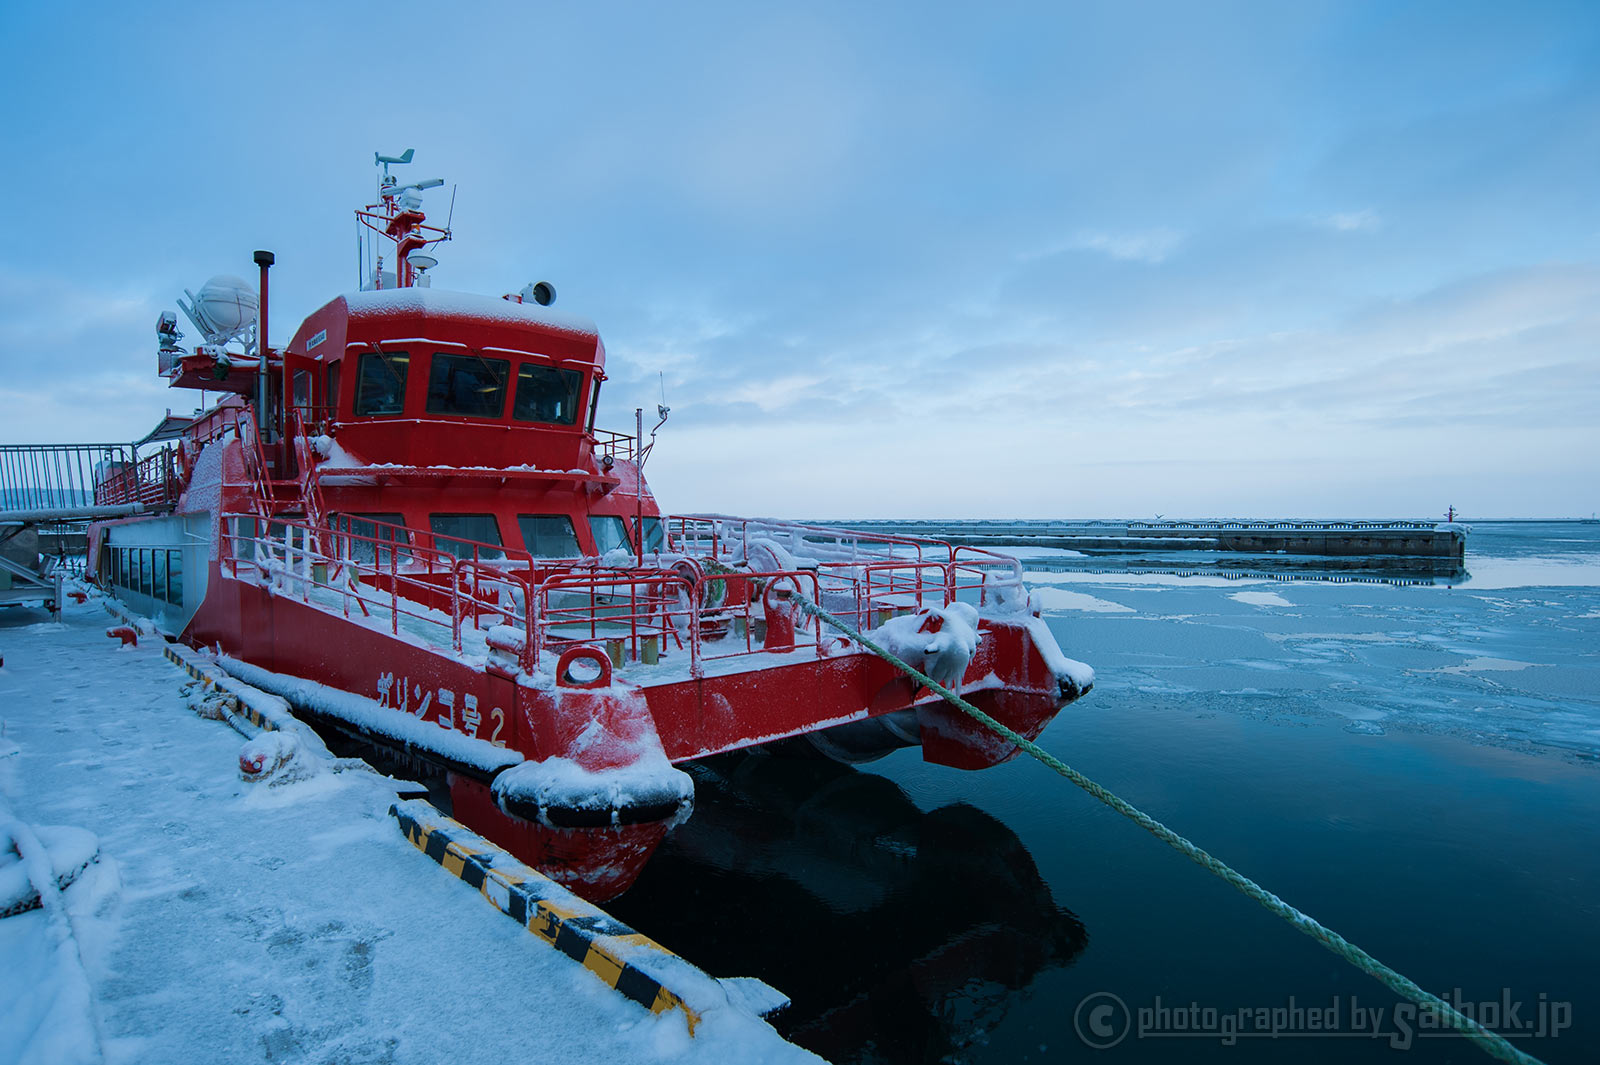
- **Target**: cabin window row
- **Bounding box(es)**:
[350,349,584,425]
[105,546,184,604]
[326,512,665,564]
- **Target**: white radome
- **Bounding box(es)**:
[194,275,259,336]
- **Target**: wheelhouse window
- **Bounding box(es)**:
[588,516,629,557]
[355,350,409,415]
[513,363,583,426]
[517,515,580,558]
[640,517,666,553]
[426,352,509,418]
[429,514,505,560]
[330,513,410,566]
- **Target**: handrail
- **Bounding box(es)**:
[215,507,1026,682]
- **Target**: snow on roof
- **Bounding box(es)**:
[343,288,599,337]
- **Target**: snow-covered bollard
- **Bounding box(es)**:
[238,731,318,786]
[981,572,1029,613]
[871,602,982,690]
[105,625,138,647]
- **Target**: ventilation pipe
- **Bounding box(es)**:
[253,250,275,439]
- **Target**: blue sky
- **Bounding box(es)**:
[2,1,1596,518]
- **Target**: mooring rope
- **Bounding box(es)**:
[801,598,1545,1065]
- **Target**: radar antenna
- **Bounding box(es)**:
[357,149,451,289]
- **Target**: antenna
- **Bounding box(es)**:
[640,377,671,467]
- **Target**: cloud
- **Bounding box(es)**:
[1318,209,1381,232]
[1027,228,1184,265]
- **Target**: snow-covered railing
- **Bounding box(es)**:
[667,514,1026,619]
[221,511,538,667]
[217,510,1027,683]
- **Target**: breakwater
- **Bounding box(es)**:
[820,520,1466,560]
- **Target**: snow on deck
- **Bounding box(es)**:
[0,594,819,1065]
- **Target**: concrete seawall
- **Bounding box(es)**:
[824,521,1467,560]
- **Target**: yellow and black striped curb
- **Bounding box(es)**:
[390,799,707,1033]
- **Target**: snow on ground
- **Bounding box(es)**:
[0,594,818,1065]
[1228,590,1294,608]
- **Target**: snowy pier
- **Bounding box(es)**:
[0,593,817,1065]
[826,519,1467,559]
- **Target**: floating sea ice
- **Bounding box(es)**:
[1230,591,1293,608]
[1030,587,1135,613]
[1431,657,1540,675]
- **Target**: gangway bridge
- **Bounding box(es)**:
[0,435,183,616]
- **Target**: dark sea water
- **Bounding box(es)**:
[611,521,1600,1064]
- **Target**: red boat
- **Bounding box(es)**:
[82,152,1093,900]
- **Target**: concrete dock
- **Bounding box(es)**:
[0,594,816,1065]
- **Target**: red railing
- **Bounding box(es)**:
[223,510,538,665]
[219,509,851,680]
[666,514,1025,622]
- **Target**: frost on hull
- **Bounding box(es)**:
[78,152,1094,901]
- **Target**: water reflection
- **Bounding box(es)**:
[609,752,1087,1064]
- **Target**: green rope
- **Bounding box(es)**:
[803,599,1545,1065]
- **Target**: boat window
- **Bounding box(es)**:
[640,517,665,553]
[291,369,312,418]
[266,512,306,542]
[168,550,183,603]
[330,512,411,567]
[153,550,167,602]
[586,381,600,433]
[427,352,509,418]
[588,515,630,557]
[355,349,409,416]
[429,514,505,561]
[517,515,581,558]
[512,363,583,426]
[325,361,342,419]
[140,550,153,597]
